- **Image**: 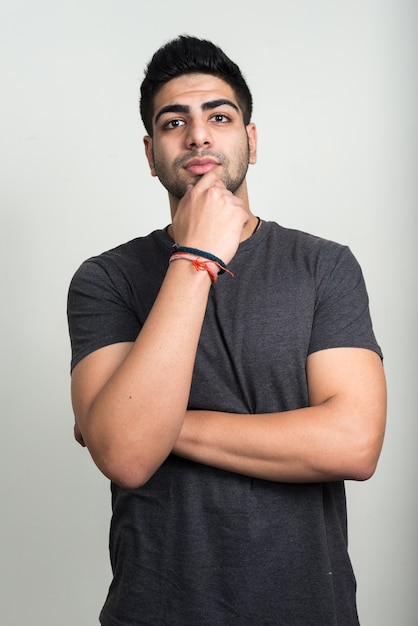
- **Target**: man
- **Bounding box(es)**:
[68,35,386,625]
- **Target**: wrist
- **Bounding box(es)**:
[169,245,234,283]
[167,254,215,286]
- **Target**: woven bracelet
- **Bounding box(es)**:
[169,252,220,283]
[172,244,228,274]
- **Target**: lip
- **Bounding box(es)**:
[184,158,219,175]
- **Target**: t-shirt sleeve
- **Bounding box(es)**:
[67,257,140,371]
[308,244,382,358]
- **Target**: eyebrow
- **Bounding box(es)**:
[154,99,240,124]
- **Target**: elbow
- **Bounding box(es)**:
[89,447,158,490]
[349,455,379,482]
[81,423,168,489]
[345,433,385,482]
[111,471,152,490]
[101,460,155,490]
[341,402,386,482]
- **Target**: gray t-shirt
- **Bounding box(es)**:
[68,221,382,625]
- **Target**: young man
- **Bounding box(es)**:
[68,36,386,625]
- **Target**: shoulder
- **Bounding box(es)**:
[69,229,172,288]
[258,221,357,274]
[67,229,172,372]
[267,221,348,252]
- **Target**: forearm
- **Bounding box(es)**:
[73,260,212,488]
[173,348,386,483]
[71,173,251,488]
[173,399,385,483]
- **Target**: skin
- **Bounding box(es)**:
[143,73,259,240]
[72,73,386,488]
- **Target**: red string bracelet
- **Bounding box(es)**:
[169,252,234,284]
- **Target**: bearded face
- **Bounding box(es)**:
[152,143,251,200]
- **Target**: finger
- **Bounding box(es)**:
[191,170,227,191]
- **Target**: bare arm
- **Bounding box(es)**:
[71,173,248,488]
[173,347,386,482]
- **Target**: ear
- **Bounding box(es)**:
[246,123,257,165]
[143,136,157,177]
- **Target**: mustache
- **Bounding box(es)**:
[173,150,228,168]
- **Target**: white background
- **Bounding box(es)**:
[1,1,417,624]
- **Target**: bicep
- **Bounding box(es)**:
[307,347,386,465]
[71,342,134,427]
[307,347,386,407]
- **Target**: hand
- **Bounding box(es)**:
[171,172,248,265]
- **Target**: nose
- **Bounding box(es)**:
[185,118,213,150]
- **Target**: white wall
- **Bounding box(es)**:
[1,1,416,624]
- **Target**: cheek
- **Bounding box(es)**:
[232,137,251,164]
[151,141,171,166]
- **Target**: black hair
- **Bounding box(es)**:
[140,35,253,136]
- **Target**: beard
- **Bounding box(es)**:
[152,143,250,200]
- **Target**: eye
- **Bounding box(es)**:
[210,113,230,123]
[163,118,185,130]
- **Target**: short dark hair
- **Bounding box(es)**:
[140,35,253,136]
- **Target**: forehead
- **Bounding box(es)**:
[153,73,239,115]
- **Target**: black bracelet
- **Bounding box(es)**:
[172,245,228,274]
